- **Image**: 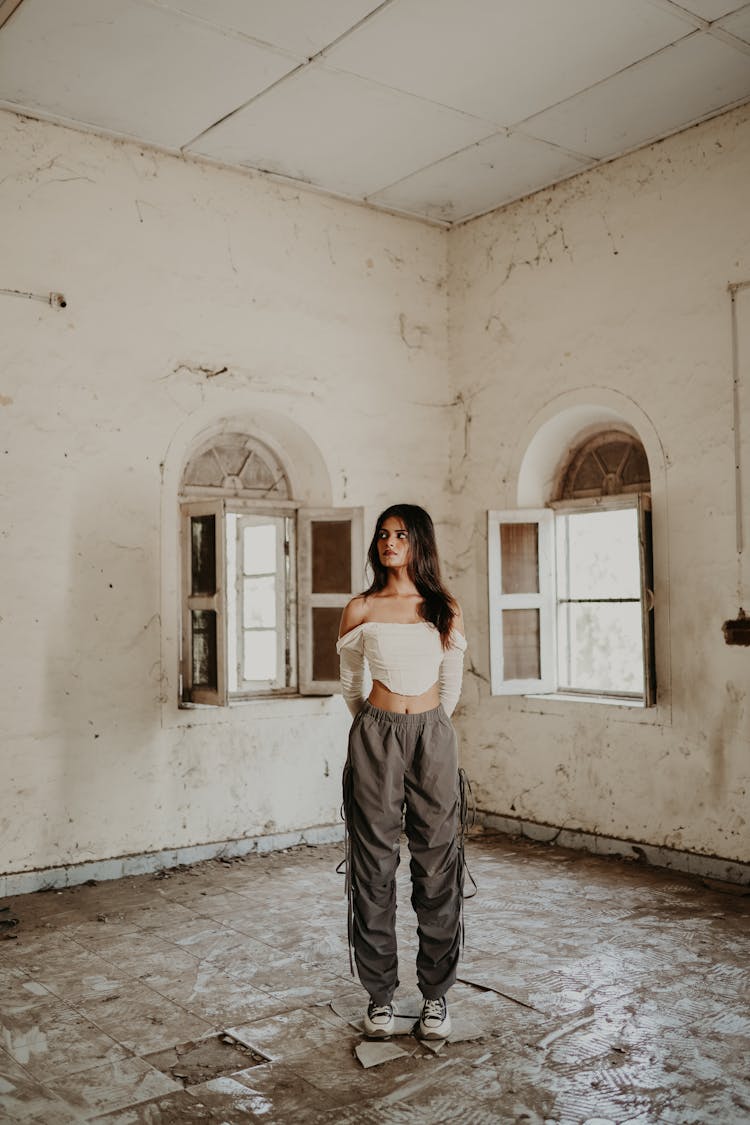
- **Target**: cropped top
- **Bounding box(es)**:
[336,621,467,718]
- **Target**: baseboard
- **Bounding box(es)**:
[0,823,346,899]
[476,811,750,886]
[4,814,747,899]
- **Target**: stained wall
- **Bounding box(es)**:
[447,105,750,863]
[0,111,450,879]
[2,101,749,885]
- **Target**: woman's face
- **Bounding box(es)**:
[376,516,410,569]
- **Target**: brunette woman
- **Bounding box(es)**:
[337,504,467,1040]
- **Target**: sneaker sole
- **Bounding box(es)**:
[363,1024,395,1039]
[419,1018,452,1041]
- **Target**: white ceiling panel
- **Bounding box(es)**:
[323,0,696,126]
[188,63,495,199]
[149,0,384,58]
[370,132,592,224]
[0,0,300,149]
[718,3,750,41]
[1,0,749,224]
[520,31,750,159]
[666,0,746,19]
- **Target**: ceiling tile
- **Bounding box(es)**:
[0,0,300,149]
[323,0,695,126]
[666,0,746,19]
[0,0,746,224]
[717,3,750,42]
[188,63,495,199]
[149,0,383,57]
[519,31,750,159]
[369,132,592,224]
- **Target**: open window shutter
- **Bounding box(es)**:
[488,509,555,695]
[298,508,364,694]
[638,494,656,707]
[181,500,227,706]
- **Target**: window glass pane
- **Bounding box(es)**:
[183,434,289,498]
[558,603,643,693]
[243,630,277,682]
[231,514,288,692]
[312,606,341,680]
[190,515,216,595]
[598,441,629,474]
[243,522,277,575]
[500,523,539,595]
[502,608,540,680]
[572,452,605,493]
[191,610,217,687]
[623,445,650,487]
[312,521,351,594]
[244,576,276,628]
[563,509,640,600]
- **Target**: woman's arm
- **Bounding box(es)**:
[337,596,368,717]
[439,605,467,717]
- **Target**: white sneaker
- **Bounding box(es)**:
[419,995,451,1040]
[363,1000,396,1038]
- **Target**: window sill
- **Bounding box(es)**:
[520,691,669,725]
[163,693,346,728]
[528,691,644,708]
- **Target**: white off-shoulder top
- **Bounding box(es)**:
[336,621,467,718]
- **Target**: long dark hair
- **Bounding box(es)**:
[363,504,457,647]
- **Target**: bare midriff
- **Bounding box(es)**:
[368,679,440,714]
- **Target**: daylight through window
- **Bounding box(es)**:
[489,429,655,705]
[179,431,361,706]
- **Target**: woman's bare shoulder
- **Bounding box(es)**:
[339,595,369,637]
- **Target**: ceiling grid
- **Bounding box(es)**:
[0,0,748,224]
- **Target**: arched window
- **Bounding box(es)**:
[180,431,362,705]
[556,430,651,499]
[488,429,655,705]
[183,432,292,498]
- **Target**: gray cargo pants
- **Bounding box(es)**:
[342,701,465,1005]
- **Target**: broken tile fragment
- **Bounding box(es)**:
[329,994,365,1030]
[443,1014,485,1043]
[355,1040,409,1068]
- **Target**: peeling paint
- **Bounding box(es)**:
[172,363,229,379]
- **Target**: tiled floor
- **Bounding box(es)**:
[1,831,749,1124]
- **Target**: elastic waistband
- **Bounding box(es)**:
[360,700,445,727]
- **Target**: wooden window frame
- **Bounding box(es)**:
[181,499,228,707]
[489,495,655,705]
[180,498,363,706]
[488,509,556,695]
[297,508,364,695]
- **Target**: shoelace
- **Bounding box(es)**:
[369,1004,393,1021]
[422,998,446,1023]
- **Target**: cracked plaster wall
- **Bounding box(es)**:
[0,110,450,877]
[446,104,750,864]
[2,101,749,881]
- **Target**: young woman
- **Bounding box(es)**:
[337,504,468,1041]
